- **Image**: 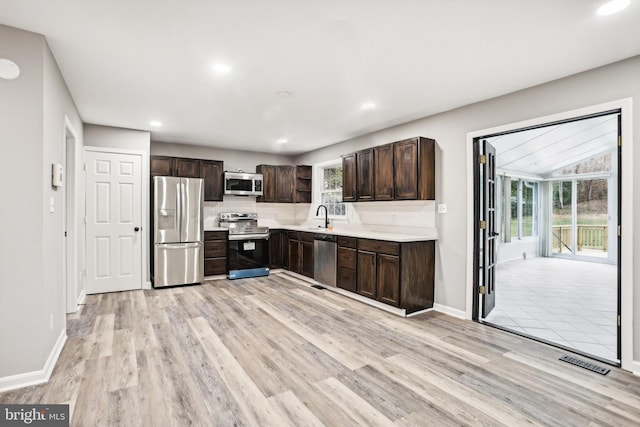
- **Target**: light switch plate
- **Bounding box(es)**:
[437,203,447,214]
[49,196,55,213]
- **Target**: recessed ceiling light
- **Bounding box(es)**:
[150,120,162,127]
[596,0,630,15]
[212,63,232,74]
[361,101,376,110]
[0,58,20,80]
[278,90,291,98]
[277,138,288,144]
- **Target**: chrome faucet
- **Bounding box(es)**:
[316,204,329,228]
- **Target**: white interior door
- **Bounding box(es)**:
[85,150,142,294]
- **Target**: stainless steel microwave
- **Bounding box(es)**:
[224,171,263,196]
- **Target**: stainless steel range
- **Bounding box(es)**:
[219,212,270,279]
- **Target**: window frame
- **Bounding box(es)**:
[313,158,347,220]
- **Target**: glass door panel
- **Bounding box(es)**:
[552,181,573,254]
[576,179,608,258]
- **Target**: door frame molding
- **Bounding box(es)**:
[84,146,149,290]
[465,98,633,371]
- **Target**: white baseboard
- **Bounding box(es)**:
[433,303,467,320]
[143,280,152,290]
[629,360,640,377]
[0,329,67,392]
[76,290,86,306]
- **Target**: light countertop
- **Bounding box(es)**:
[273,225,438,242]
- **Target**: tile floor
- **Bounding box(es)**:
[485,256,618,362]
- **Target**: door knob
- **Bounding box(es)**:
[134,227,140,232]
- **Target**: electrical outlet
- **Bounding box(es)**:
[437,204,447,214]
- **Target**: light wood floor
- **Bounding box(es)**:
[2,273,640,426]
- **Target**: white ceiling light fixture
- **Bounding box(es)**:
[277,138,288,144]
[277,90,291,98]
[150,120,162,127]
[360,101,376,110]
[596,0,630,15]
[212,63,232,74]
[0,58,20,80]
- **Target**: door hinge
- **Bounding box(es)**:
[479,155,486,164]
[83,163,87,171]
[84,216,87,224]
[479,285,486,295]
[618,225,621,236]
[618,136,622,147]
[480,220,486,230]
[618,315,621,327]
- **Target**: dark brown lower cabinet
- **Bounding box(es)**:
[377,253,400,306]
[337,238,357,292]
[287,231,314,278]
[204,231,228,276]
[357,250,377,299]
[301,239,314,278]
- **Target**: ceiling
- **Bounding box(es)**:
[1,1,639,154]
[489,113,618,177]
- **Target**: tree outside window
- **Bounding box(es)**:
[320,165,346,217]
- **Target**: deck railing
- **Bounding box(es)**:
[552,225,608,253]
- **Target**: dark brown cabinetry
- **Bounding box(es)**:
[269,229,288,269]
[373,143,394,200]
[394,137,435,200]
[257,164,311,203]
[204,231,228,276]
[357,250,377,299]
[150,156,224,201]
[341,154,357,202]
[200,160,224,201]
[336,236,357,292]
[295,165,312,203]
[356,149,374,201]
[341,136,435,202]
[287,231,314,278]
[357,239,400,306]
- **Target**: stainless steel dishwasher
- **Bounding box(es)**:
[313,233,337,286]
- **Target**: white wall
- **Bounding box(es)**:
[0,24,81,386]
[295,55,640,365]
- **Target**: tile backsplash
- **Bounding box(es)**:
[205,196,435,235]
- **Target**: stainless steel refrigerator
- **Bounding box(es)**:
[153,176,204,287]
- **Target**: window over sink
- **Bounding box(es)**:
[314,159,346,219]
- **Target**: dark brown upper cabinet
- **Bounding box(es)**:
[295,165,312,203]
[256,164,277,202]
[276,166,295,203]
[356,148,374,201]
[200,160,224,201]
[150,156,175,176]
[394,137,435,200]
[175,157,201,178]
[342,153,356,202]
[341,136,435,202]
[373,143,394,201]
[150,155,224,201]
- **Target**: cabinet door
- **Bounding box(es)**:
[394,140,419,199]
[356,149,374,201]
[150,156,175,176]
[301,240,314,278]
[357,250,376,299]
[176,158,201,178]
[276,166,295,203]
[288,239,300,273]
[342,154,357,202]
[201,160,224,201]
[269,230,282,268]
[377,254,400,306]
[374,143,394,200]
[257,165,277,203]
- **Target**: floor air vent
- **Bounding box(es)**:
[311,285,325,290]
[559,355,610,375]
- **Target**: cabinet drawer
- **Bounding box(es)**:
[287,231,300,241]
[337,236,357,248]
[337,247,356,270]
[337,267,357,292]
[358,239,399,255]
[204,230,228,241]
[204,258,226,276]
[204,241,227,258]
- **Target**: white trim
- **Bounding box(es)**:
[84,146,149,290]
[466,98,634,371]
[63,116,81,313]
[433,303,467,320]
[0,330,67,392]
[631,360,640,377]
[76,289,86,306]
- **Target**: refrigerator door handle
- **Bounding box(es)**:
[157,242,202,249]
[176,180,182,241]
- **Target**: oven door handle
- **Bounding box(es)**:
[228,234,269,241]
